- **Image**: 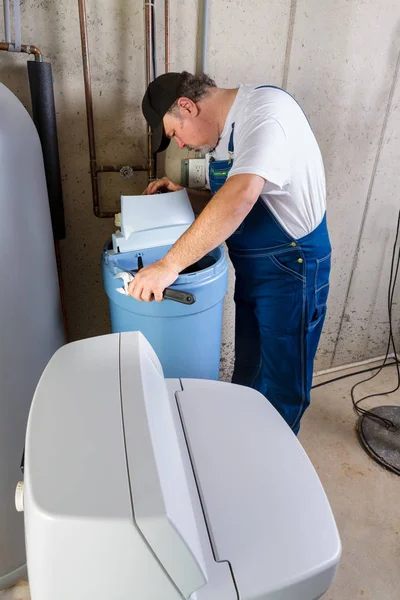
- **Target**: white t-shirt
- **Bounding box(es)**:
[205,85,326,240]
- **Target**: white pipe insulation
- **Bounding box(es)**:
[3,0,11,43]
[12,0,21,51]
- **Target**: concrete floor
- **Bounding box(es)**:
[300,362,400,600]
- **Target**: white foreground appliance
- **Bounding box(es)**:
[0,82,64,589]
[19,332,341,600]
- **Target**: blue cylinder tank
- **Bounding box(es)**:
[103,242,228,380]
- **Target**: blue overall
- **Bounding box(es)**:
[209,87,331,434]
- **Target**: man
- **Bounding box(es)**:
[129,71,331,434]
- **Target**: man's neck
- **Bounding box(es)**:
[207,87,239,140]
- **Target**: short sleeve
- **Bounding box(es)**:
[227,93,291,189]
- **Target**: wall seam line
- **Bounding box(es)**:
[282,0,297,90]
[331,49,400,367]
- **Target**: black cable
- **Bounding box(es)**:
[350,214,400,429]
[313,210,400,430]
[311,359,399,390]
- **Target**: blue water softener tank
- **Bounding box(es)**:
[0,83,65,589]
[102,190,228,379]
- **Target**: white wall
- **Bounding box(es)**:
[1,0,399,377]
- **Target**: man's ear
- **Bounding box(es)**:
[177,97,199,117]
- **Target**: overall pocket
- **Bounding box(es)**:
[209,160,232,194]
[269,248,306,281]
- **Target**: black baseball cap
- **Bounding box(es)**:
[142,72,184,153]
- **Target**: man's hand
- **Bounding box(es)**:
[128,259,180,302]
[143,177,183,195]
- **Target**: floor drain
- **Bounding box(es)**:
[358,405,400,476]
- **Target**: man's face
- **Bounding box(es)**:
[163,97,218,152]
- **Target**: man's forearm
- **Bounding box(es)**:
[163,174,265,272]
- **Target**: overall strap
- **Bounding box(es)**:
[228,122,235,153]
[254,85,310,126]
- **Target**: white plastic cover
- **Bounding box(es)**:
[24,333,207,600]
[178,379,342,600]
[119,332,207,597]
[112,189,195,252]
[23,332,340,600]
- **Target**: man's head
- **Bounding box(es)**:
[142,71,218,153]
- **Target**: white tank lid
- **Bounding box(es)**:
[111,189,195,253]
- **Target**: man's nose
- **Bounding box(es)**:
[176,139,185,150]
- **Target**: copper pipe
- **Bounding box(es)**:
[165,0,170,72]
[144,1,155,181]
[78,0,154,215]
[144,1,152,88]
[0,42,42,61]
[77,0,110,217]
[98,165,147,173]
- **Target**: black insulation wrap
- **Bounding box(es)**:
[28,60,66,240]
